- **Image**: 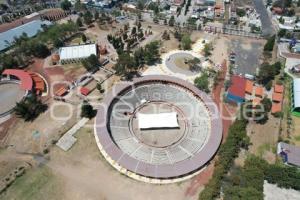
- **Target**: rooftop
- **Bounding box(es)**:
[59,44,97,60]
[277,142,300,167]
[0,19,52,51]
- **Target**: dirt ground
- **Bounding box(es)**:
[1,127,207,200]
[247,115,280,164]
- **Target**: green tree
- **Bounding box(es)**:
[144,41,160,65]
[194,72,209,93]
[264,35,275,52]
[53,38,64,48]
[61,0,72,10]
[169,15,175,26]
[83,11,93,25]
[181,34,192,50]
[81,101,96,119]
[204,43,212,57]
[14,94,48,121]
[94,11,99,20]
[82,54,99,71]
[82,34,87,43]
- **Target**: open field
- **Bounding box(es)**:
[1,127,205,200]
[0,166,64,200]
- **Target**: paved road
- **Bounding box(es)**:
[253,0,274,36]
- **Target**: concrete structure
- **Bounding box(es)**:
[94,75,222,182]
[59,43,97,64]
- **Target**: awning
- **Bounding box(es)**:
[137,112,179,129]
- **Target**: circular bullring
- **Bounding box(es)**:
[0,80,27,117]
[94,75,222,183]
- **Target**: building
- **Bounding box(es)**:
[277,142,300,167]
[226,75,246,103]
[291,78,300,117]
[58,43,98,64]
[0,19,52,51]
[292,44,300,53]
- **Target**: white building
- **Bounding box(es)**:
[59,43,97,64]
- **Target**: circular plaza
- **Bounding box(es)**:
[94,75,222,183]
[165,51,204,76]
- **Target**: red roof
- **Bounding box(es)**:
[255,86,264,97]
[228,75,246,98]
[55,87,67,96]
[272,92,283,103]
[80,87,90,96]
[29,72,45,92]
[2,69,33,90]
[272,103,282,113]
[274,84,284,93]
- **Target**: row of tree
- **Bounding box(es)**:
[223,154,300,199]
[199,118,250,199]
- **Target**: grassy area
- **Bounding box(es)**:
[0,166,63,200]
[294,135,300,141]
[257,143,276,157]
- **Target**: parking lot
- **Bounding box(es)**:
[227,37,264,75]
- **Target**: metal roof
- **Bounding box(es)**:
[293,79,300,108]
[59,44,97,60]
[0,20,52,51]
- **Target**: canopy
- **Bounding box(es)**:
[137,112,179,129]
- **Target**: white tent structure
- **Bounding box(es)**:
[137,112,179,129]
[59,44,97,64]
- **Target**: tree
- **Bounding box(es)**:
[194,72,209,93]
[83,11,93,25]
[133,47,145,67]
[187,57,201,72]
[76,17,83,27]
[131,27,137,35]
[14,94,48,121]
[114,52,136,75]
[61,0,72,10]
[162,30,170,40]
[236,8,246,17]
[144,41,160,65]
[264,35,276,52]
[277,29,286,38]
[169,15,175,26]
[181,34,192,50]
[82,54,99,71]
[82,34,87,43]
[53,39,64,48]
[137,0,145,10]
[261,97,272,112]
[257,62,281,85]
[94,11,99,21]
[123,33,128,41]
[96,82,105,93]
[204,43,212,57]
[81,101,96,119]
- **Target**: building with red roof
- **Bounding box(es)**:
[226,75,246,103]
[80,87,90,96]
[2,69,33,90]
[274,84,284,93]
